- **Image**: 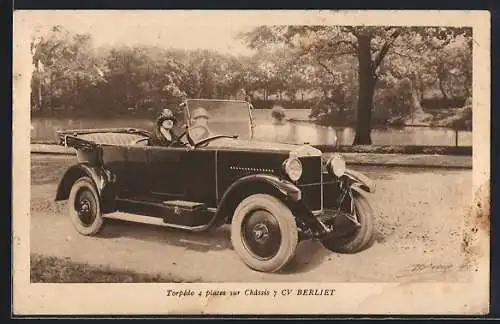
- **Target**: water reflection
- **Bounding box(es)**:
[31,115,472,146]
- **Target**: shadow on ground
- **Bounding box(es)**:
[97,217,338,274]
[280,240,332,274]
[99,219,234,252]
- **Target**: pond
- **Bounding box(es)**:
[31,109,472,146]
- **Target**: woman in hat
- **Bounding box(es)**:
[150,108,178,146]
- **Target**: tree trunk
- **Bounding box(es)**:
[407,78,425,124]
[420,80,425,101]
[338,104,345,123]
[48,73,54,112]
[353,34,375,145]
[38,73,42,112]
[464,70,472,99]
[437,63,448,100]
[33,60,43,112]
[438,77,448,100]
[409,78,423,114]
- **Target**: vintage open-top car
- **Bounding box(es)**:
[55,99,376,273]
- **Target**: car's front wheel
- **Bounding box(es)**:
[230,194,298,273]
[320,190,374,253]
[68,176,105,236]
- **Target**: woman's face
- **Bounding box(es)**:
[161,119,174,129]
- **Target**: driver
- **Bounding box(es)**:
[189,107,212,142]
[150,108,178,146]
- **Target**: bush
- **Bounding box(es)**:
[421,97,467,110]
[374,81,412,119]
[271,105,286,122]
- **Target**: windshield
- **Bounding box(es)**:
[185,99,253,141]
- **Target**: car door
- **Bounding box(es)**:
[148,146,187,200]
[181,148,217,207]
[125,145,151,197]
[101,144,150,198]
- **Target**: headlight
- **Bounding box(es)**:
[284,157,302,182]
[328,154,346,177]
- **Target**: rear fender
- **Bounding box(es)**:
[213,174,303,226]
[350,183,370,197]
[344,169,376,193]
[55,163,116,213]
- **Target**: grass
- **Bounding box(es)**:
[30,254,197,283]
[31,156,73,185]
[315,144,472,156]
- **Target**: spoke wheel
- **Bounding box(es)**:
[68,176,105,236]
[242,209,282,260]
[231,194,298,273]
[74,189,98,226]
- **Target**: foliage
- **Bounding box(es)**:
[239,25,472,144]
[30,25,472,139]
[271,105,286,122]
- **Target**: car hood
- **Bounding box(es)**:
[205,137,322,157]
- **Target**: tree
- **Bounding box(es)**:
[104,46,185,112]
[30,25,107,113]
[381,27,472,117]
[240,25,402,144]
[31,23,471,129]
[240,25,472,144]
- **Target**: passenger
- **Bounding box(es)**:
[150,108,178,146]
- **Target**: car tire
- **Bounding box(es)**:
[68,176,105,236]
[230,194,298,273]
[321,191,374,253]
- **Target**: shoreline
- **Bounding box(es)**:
[287,118,472,132]
[31,140,472,156]
[30,143,472,170]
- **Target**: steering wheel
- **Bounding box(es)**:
[193,134,238,148]
[170,130,188,146]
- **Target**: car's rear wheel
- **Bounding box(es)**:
[68,176,105,236]
[320,190,374,253]
[230,194,298,273]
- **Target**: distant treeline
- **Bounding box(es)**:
[30,25,472,136]
[251,97,467,111]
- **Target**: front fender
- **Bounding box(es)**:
[220,174,302,205]
[344,169,376,193]
[214,174,302,226]
[55,163,116,213]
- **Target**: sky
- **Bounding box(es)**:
[19,10,479,55]
[26,11,262,56]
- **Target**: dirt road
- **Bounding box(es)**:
[30,155,474,282]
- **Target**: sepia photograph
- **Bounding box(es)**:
[13,10,490,315]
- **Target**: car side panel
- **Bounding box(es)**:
[101,145,129,196]
[100,144,151,198]
[181,149,217,207]
[125,146,151,196]
[101,145,217,206]
[148,147,186,198]
[216,150,289,202]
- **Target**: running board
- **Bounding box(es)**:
[103,212,215,232]
[114,198,215,229]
